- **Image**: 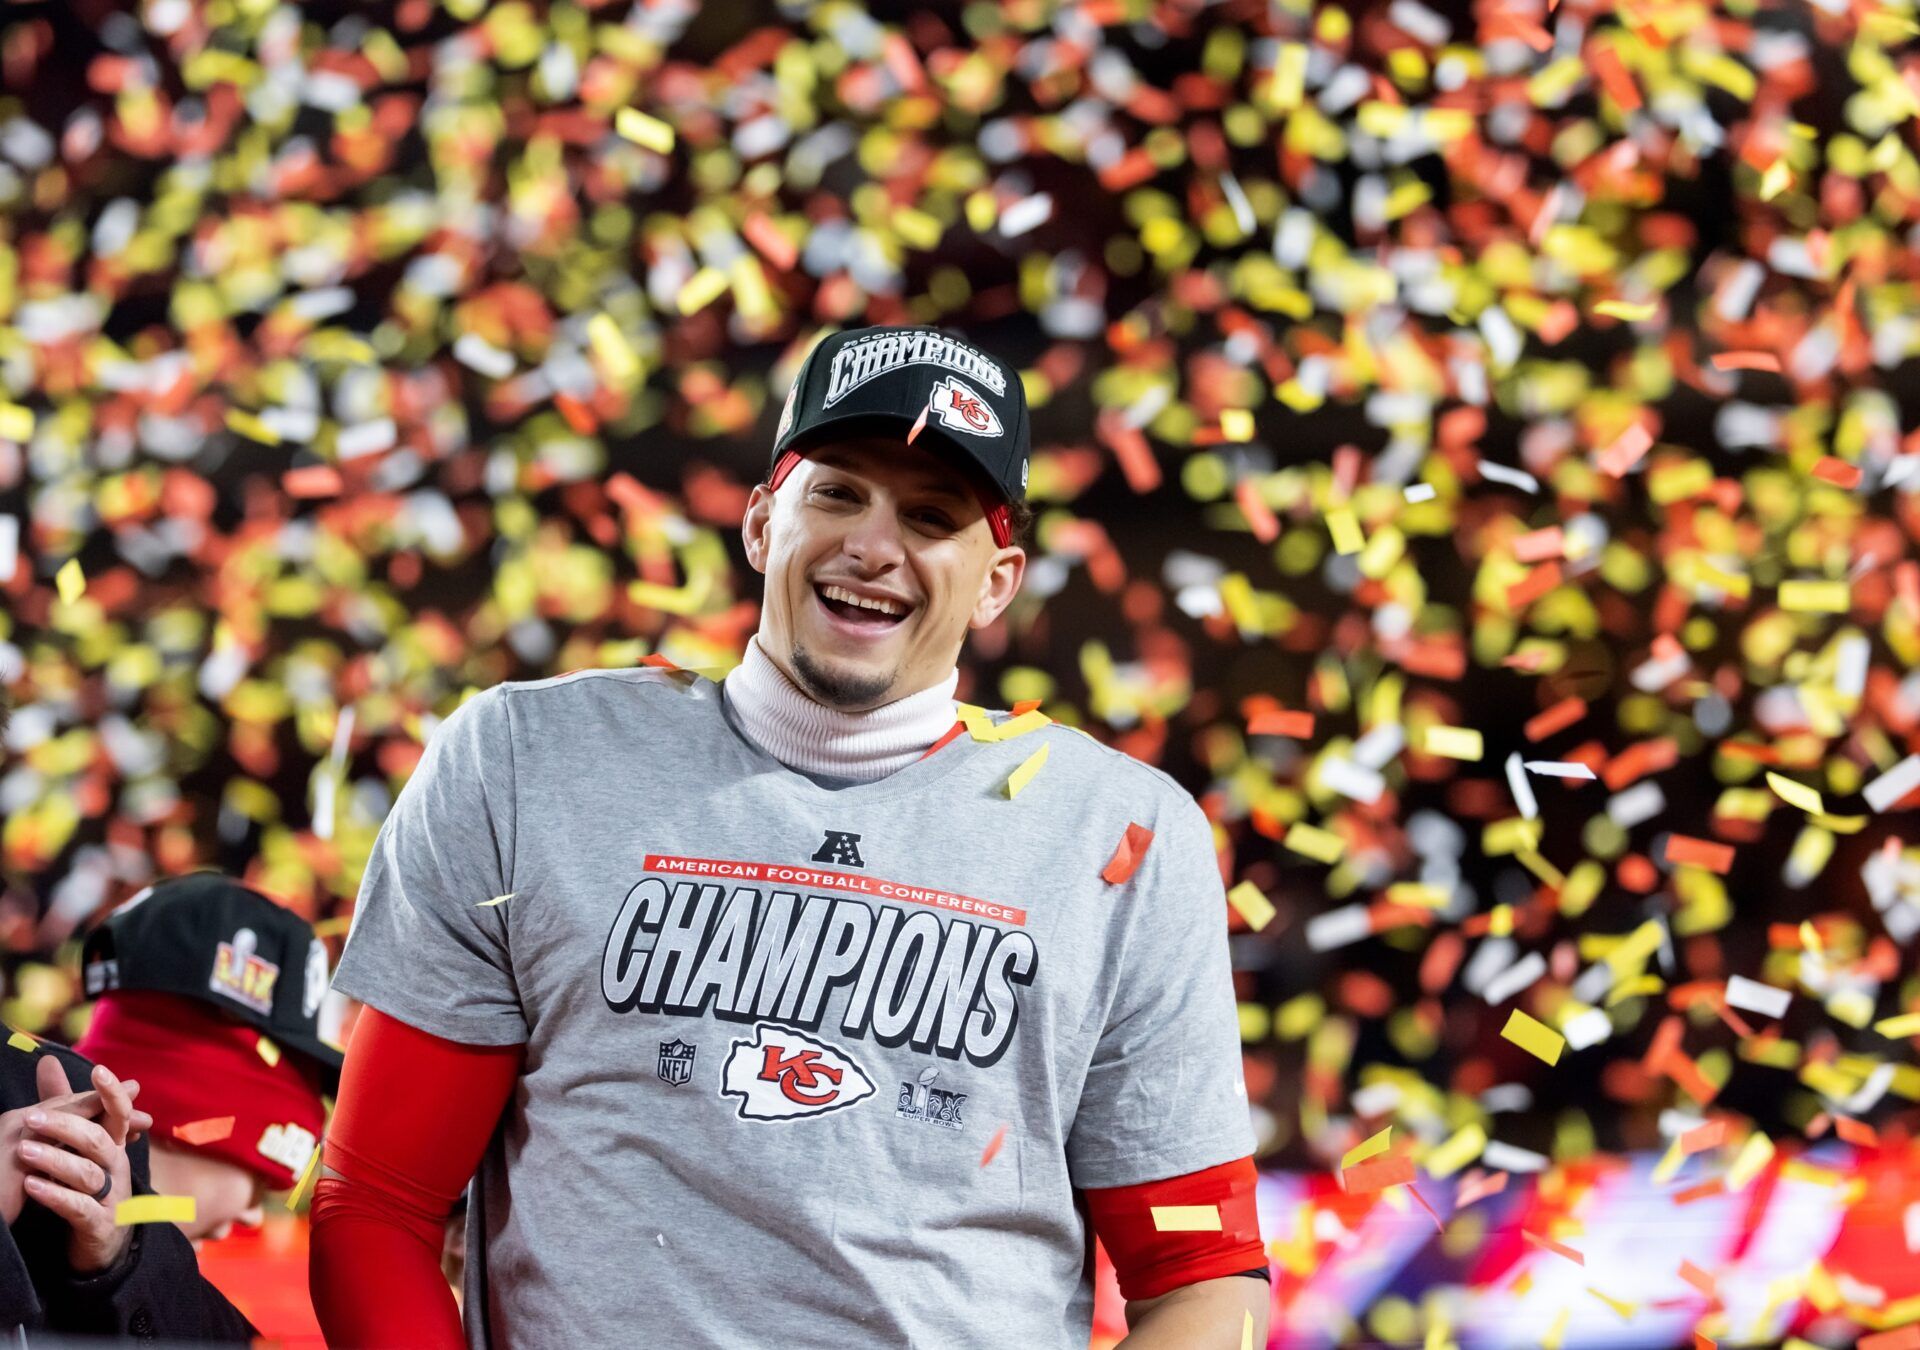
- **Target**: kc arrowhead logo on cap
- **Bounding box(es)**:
[929,375,1003,438]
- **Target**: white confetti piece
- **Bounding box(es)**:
[1563,1007,1613,1051]
[1481,1141,1548,1173]
[453,333,516,379]
[1505,752,1539,820]
[1865,754,1920,812]
[1524,760,1597,780]
[0,516,15,584]
[1483,951,1547,1005]
[1403,482,1436,503]
[1478,460,1539,493]
[999,193,1054,237]
[1319,757,1386,804]
[1724,975,1791,1018]
[1306,903,1372,952]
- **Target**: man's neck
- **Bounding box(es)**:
[720,637,960,784]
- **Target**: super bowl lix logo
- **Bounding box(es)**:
[210,928,280,1015]
[721,1023,874,1121]
[895,1067,966,1130]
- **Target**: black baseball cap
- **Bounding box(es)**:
[770,326,1032,531]
[80,872,344,1089]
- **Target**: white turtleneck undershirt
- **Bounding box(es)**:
[720,636,960,784]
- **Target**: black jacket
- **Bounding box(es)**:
[0,1040,256,1343]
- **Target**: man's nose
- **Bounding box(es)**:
[840,503,907,567]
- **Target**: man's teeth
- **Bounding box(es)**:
[820,584,906,617]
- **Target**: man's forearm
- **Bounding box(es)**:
[1121,1274,1270,1348]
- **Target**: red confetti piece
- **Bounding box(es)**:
[1597,422,1654,478]
[640,653,681,670]
[1407,1183,1445,1234]
[1100,822,1155,885]
[1860,1328,1920,1350]
[1678,1119,1728,1155]
[1833,1115,1879,1148]
[283,465,343,498]
[1678,1259,1718,1299]
[1456,1169,1509,1209]
[905,397,932,445]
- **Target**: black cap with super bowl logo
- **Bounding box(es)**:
[770,326,1032,507]
[80,872,344,1089]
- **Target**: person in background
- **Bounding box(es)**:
[73,872,343,1242]
[0,691,257,1339]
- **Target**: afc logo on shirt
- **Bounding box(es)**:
[811,829,865,868]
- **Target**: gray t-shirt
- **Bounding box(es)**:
[331,666,1253,1350]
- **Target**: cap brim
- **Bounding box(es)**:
[777,409,1012,506]
[270,1030,344,1091]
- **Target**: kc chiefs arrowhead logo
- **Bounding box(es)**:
[929,375,1003,438]
[720,1024,875,1122]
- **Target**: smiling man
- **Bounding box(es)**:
[311,325,1270,1348]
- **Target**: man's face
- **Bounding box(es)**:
[742,438,1025,711]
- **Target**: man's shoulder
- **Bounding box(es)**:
[488,666,721,717]
[989,715,1202,826]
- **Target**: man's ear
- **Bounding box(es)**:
[969,546,1026,630]
[742,484,776,574]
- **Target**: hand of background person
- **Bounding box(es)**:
[4,1056,153,1273]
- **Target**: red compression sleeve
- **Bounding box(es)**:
[309,1008,523,1350]
[1084,1156,1267,1301]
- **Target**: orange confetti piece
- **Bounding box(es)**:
[1234,479,1279,543]
[1456,1169,1509,1209]
[284,465,344,498]
[1248,709,1314,738]
[1407,1183,1445,1233]
[906,397,932,445]
[172,1116,236,1146]
[640,653,681,670]
[1664,835,1733,874]
[742,213,797,271]
[1833,1115,1879,1148]
[1100,822,1155,885]
[1525,698,1588,741]
[1596,422,1653,477]
[1341,1154,1415,1193]
[1810,456,1862,489]
[1860,1327,1920,1350]
[1709,351,1780,372]
[980,1123,1007,1168]
[1522,1229,1585,1266]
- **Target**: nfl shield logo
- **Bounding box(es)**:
[657,1039,696,1086]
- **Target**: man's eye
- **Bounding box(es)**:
[915,512,955,529]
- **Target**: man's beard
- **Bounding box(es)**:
[791,642,896,711]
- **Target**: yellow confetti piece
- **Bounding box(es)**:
[1779,580,1849,613]
[1226,880,1276,932]
[1874,1013,1920,1038]
[614,107,675,154]
[477,893,515,907]
[224,409,280,445]
[1342,1126,1392,1170]
[55,559,84,606]
[1766,772,1826,815]
[1284,822,1346,864]
[1501,1009,1565,1066]
[1424,725,1484,761]
[1241,1310,1254,1350]
[1594,299,1658,321]
[115,1195,196,1226]
[969,709,1051,743]
[1150,1205,1222,1232]
[1587,1286,1638,1321]
[311,916,353,938]
[1425,1123,1487,1178]
[586,313,640,385]
[1219,409,1255,442]
[1541,1305,1569,1350]
[1727,1131,1774,1190]
[1265,42,1308,110]
[255,1036,281,1067]
[6,1032,36,1053]
[0,402,33,443]
[1004,743,1049,798]
[1326,507,1365,555]
[285,1138,323,1211]
[676,266,730,316]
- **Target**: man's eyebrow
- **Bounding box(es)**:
[809,451,973,505]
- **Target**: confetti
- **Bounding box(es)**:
[1003,744,1049,799]
[54,559,84,606]
[979,1124,1007,1168]
[1423,726,1483,762]
[1501,1010,1566,1066]
[1226,881,1276,932]
[172,1117,236,1146]
[1765,772,1826,815]
[1724,976,1790,1019]
[255,1036,280,1067]
[477,893,515,907]
[1099,824,1154,885]
[5,1033,35,1053]
[115,1196,197,1226]
[614,109,675,154]
[1150,1206,1221,1232]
